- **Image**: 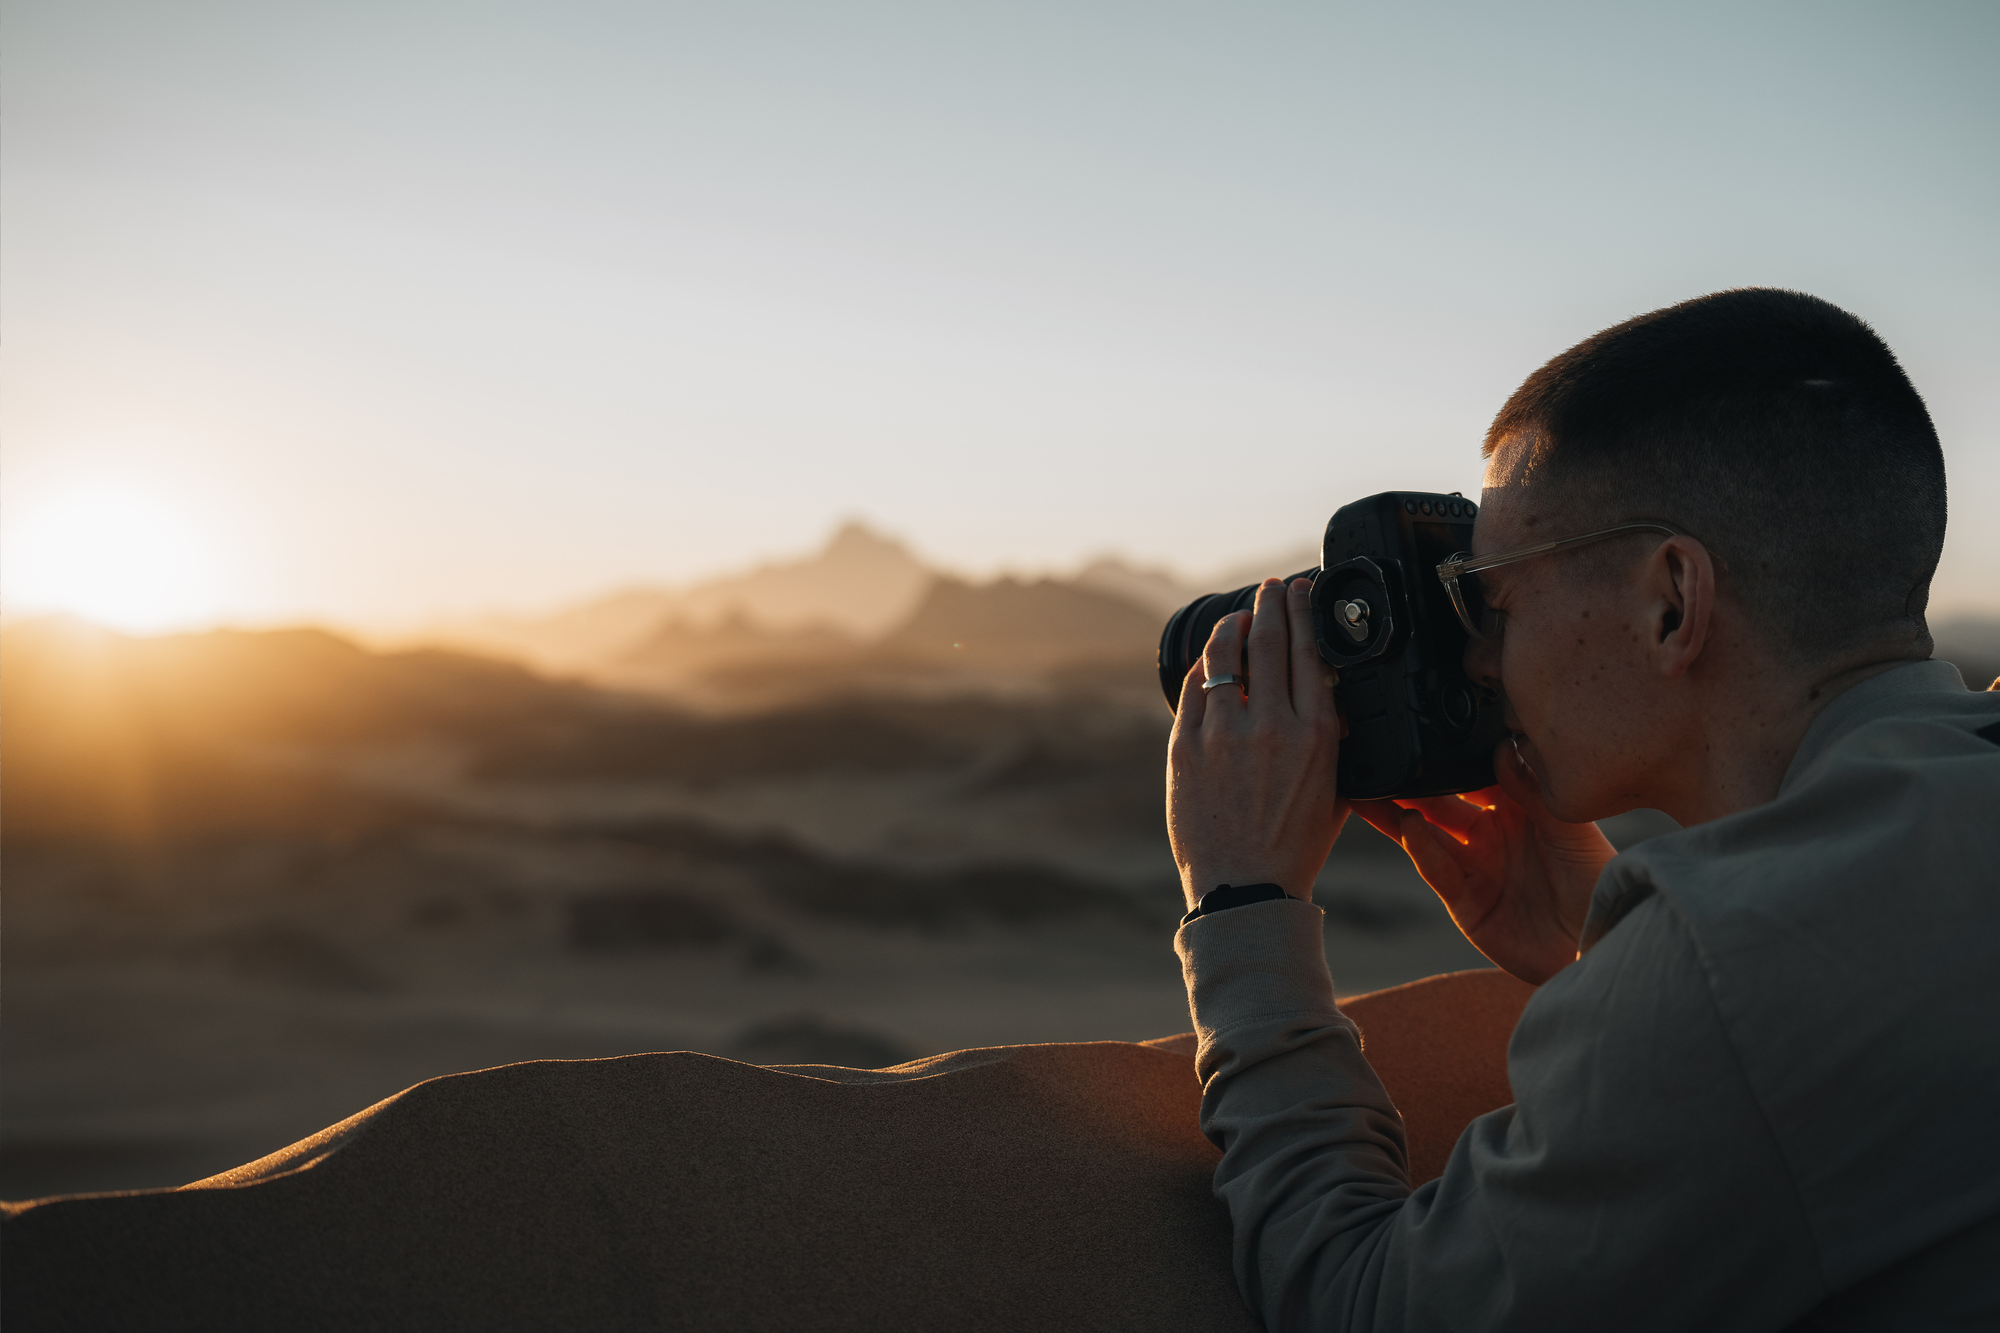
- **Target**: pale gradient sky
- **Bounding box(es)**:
[4,0,1996,630]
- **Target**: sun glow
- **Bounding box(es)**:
[5,483,226,632]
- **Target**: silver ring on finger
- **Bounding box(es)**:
[1201,674,1246,693]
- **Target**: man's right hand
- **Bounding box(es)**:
[1353,742,1616,985]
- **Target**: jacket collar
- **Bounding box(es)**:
[1779,658,1969,794]
[1581,658,1970,955]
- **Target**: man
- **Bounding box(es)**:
[7,290,1988,1332]
[1167,288,2000,1329]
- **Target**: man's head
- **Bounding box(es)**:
[1467,289,1947,823]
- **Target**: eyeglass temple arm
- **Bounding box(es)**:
[1435,522,1680,580]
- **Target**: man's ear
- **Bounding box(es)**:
[1651,536,1714,677]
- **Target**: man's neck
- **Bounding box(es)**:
[1660,650,1919,826]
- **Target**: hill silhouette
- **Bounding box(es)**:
[2,621,564,840]
[881,576,1162,668]
[607,613,858,696]
[423,522,929,673]
[553,563,1175,706]
[1068,557,1199,615]
[0,612,1173,844]
[669,521,931,637]
[408,521,1271,701]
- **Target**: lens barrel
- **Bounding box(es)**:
[1157,570,1319,709]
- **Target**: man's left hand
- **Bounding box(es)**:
[1167,577,1347,911]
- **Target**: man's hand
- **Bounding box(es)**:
[1167,578,1347,910]
[1354,744,1616,984]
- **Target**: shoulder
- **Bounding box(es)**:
[1565,676,2000,1270]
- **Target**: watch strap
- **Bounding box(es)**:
[1179,882,1291,926]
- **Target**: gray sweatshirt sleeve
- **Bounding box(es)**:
[1177,896,1827,1331]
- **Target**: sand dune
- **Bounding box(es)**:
[2,971,1530,1331]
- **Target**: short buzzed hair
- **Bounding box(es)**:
[1486,288,1946,663]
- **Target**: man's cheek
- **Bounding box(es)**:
[1500,637,1553,733]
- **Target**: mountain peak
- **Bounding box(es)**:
[664,520,930,638]
[820,520,919,569]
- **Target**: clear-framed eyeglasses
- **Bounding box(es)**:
[1435,522,1681,639]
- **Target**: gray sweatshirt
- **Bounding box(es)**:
[1176,659,2000,1331]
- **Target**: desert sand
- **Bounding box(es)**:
[3,970,1530,1331]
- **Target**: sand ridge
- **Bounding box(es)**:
[4,970,1528,1330]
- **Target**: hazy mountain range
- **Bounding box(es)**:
[407,523,1321,706]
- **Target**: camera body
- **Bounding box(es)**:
[1157,490,1506,800]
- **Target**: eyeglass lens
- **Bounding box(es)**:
[1459,571,1504,638]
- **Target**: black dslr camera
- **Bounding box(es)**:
[1158,491,1505,800]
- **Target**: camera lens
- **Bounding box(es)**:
[1158,569,1320,709]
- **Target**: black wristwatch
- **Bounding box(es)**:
[1180,883,1291,926]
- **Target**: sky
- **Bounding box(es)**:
[4,0,1997,632]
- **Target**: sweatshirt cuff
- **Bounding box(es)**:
[1175,898,1344,1072]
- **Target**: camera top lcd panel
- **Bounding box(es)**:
[1156,490,1505,801]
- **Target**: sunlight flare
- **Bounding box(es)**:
[5,483,224,632]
